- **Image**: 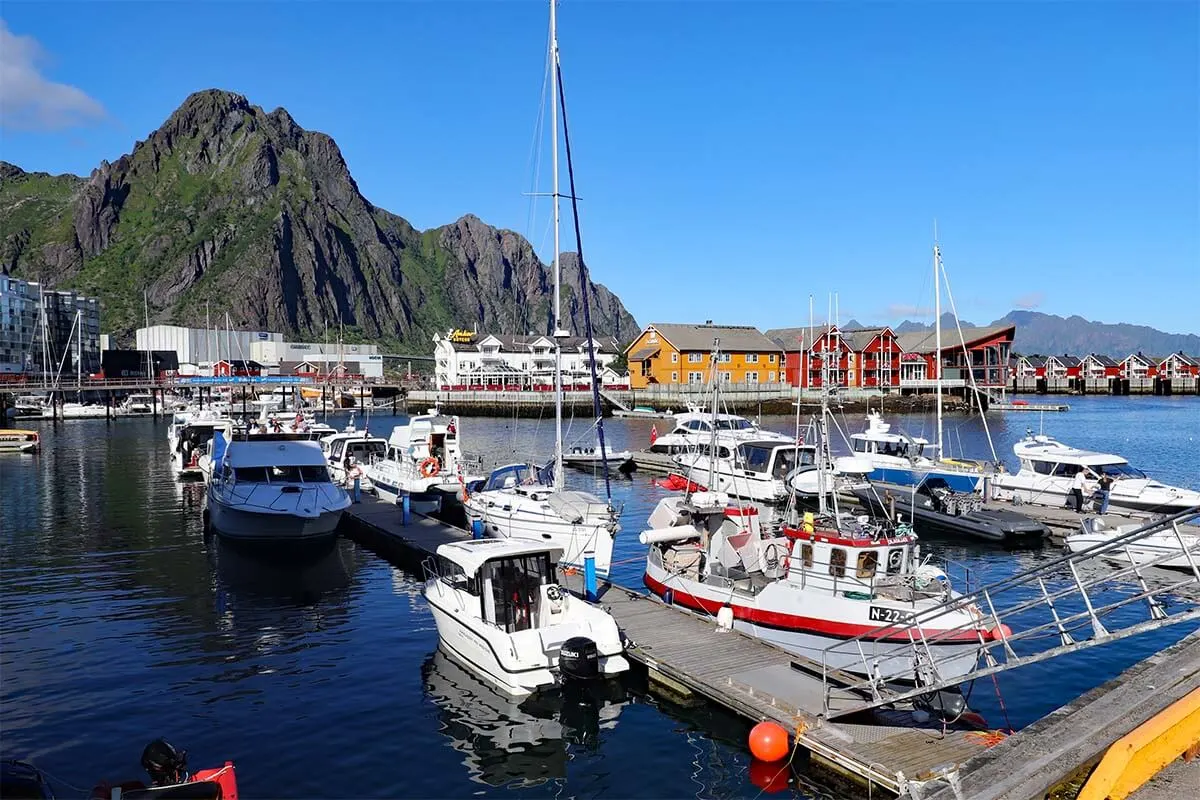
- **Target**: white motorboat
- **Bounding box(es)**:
[321,427,386,491]
[205,440,351,546]
[674,439,818,503]
[640,492,1003,681]
[992,432,1200,513]
[369,410,479,512]
[121,393,154,414]
[464,3,621,578]
[1068,516,1200,570]
[11,396,50,419]
[561,443,632,471]
[59,402,108,419]
[423,538,629,696]
[645,407,791,457]
[0,429,40,454]
[465,464,617,576]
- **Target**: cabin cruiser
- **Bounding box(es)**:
[11,395,50,419]
[0,429,39,454]
[423,538,629,696]
[205,440,351,546]
[121,393,154,414]
[465,464,618,577]
[992,432,1200,513]
[1067,516,1200,570]
[645,407,790,457]
[369,410,479,512]
[673,440,817,503]
[321,426,387,489]
[171,412,234,479]
[241,410,337,441]
[853,479,1048,544]
[640,492,1005,681]
[849,411,992,493]
[561,443,633,471]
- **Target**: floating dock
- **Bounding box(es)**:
[990,401,1070,412]
[341,497,1013,795]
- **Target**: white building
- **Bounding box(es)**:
[433,330,623,388]
[251,340,384,379]
[136,325,283,367]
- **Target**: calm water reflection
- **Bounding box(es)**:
[1,395,1196,797]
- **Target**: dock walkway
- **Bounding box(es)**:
[341,497,1004,795]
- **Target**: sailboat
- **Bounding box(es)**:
[849,240,997,491]
[464,1,619,576]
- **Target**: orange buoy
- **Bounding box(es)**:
[748,721,790,762]
[748,758,790,793]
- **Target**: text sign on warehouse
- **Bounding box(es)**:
[177,376,306,385]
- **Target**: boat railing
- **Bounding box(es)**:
[819,505,1200,718]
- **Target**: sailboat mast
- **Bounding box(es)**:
[75,310,82,386]
[550,0,564,488]
[934,235,943,459]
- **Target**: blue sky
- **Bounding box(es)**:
[2,1,1196,334]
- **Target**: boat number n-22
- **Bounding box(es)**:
[869,606,915,624]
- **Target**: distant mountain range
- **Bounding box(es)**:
[887,311,1200,359]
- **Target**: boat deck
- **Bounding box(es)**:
[341,496,1007,794]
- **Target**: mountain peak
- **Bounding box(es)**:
[0,89,637,347]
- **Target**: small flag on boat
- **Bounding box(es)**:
[650,424,658,444]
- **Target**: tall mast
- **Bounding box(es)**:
[934,231,943,460]
[75,309,81,387]
[550,0,564,488]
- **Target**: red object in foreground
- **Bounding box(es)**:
[748,721,790,762]
[193,762,239,800]
[655,473,705,493]
[90,762,238,799]
[748,758,790,793]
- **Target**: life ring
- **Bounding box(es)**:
[419,457,440,478]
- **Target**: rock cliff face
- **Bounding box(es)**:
[0,89,638,347]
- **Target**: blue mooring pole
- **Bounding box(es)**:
[401,493,411,526]
[471,519,484,539]
[584,551,597,602]
[353,476,361,503]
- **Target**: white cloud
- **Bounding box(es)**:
[1014,292,1044,310]
[0,20,106,131]
[886,304,934,318]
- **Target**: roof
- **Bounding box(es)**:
[895,324,1015,355]
[639,323,782,354]
[443,333,621,354]
[1161,352,1200,366]
[1122,352,1155,364]
[841,327,892,352]
[1019,355,1048,367]
[436,538,563,575]
[1013,436,1126,466]
[226,440,328,468]
[1084,354,1119,367]
[629,344,660,361]
[1047,354,1081,367]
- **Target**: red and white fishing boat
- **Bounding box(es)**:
[640,492,1008,682]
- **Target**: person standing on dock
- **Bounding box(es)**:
[1097,472,1114,514]
[1070,469,1092,513]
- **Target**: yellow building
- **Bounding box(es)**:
[625,323,785,389]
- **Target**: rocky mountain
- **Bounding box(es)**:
[0,89,638,349]
[890,312,1200,358]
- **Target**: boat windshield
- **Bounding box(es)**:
[480,463,552,491]
[716,418,754,431]
[1095,462,1147,479]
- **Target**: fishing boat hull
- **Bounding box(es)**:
[643,561,986,683]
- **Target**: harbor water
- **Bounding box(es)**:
[1,395,1197,798]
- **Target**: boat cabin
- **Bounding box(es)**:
[326,434,386,467]
[0,429,39,453]
[1014,435,1147,480]
[474,463,552,493]
[217,441,334,486]
[430,539,566,634]
[384,412,460,464]
[779,521,922,597]
[731,441,813,479]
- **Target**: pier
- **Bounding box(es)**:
[340,497,1004,794]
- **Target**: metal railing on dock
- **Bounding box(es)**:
[821,507,1200,718]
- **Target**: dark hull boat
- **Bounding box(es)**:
[854,479,1049,544]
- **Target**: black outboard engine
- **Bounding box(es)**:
[914,685,969,723]
[141,739,188,786]
[558,636,600,681]
[0,760,54,799]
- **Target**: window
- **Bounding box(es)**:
[829,547,847,578]
[747,372,759,384]
[856,551,878,579]
[1033,461,1055,475]
[801,543,814,567]
[687,371,704,384]
[1052,463,1081,477]
[719,371,732,383]
[299,465,331,482]
[688,352,703,363]
[671,352,679,363]
[768,371,776,382]
[671,371,678,382]
[746,354,759,363]
[719,353,731,363]
[769,353,776,363]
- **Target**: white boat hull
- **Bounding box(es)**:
[207,496,343,543]
[1067,522,1200,570]
[465,494,616,577]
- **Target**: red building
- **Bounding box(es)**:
[765,325,904,389]
[1081,354,1120,380]
[212,359,263,377]
[895,324,1015,388]
[1120,353,1157,380]
[1157,352,1200,380]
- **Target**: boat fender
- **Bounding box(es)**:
[419,457,440,478]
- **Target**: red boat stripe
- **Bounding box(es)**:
[643,572,989,644]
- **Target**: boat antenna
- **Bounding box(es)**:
[555,57,610,502]
[549,0,565,489]
[933,223,943,463]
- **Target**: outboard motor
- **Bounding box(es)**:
[141,739,188,786]
[559,636,600,681]
[914,685,969,724]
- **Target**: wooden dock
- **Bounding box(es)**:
[340,496,1009,795]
